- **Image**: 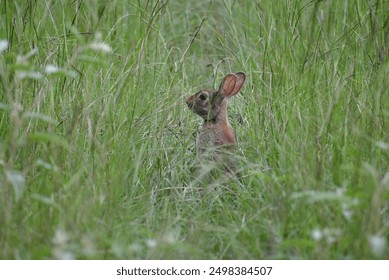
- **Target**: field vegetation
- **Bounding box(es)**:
[0,0,388,259]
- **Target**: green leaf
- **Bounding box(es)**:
[28,133,71,151]
[31,194,62,212]
[76,54,106,67]
[291,191,356,205]
[22,112,58,125]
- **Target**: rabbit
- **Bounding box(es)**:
[186,72,246,173]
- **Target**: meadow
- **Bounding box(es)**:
[0,0,388,259]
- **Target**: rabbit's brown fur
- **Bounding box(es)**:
[186,72,246,171]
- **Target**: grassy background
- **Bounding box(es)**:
[0,0,388,259]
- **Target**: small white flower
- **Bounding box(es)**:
[342,208,353,220]
[52,228,69,245]
[375,141,389,150]
[311,228,342,244]
[325,228,341,244]
[0,40,8,54]
[17,71,43,80]
[146,238,158,248]
[335,188,345,196]
[45,64,61,74]
[89,42,112,53]
[52,228,75,260]
[311,229,323,241]
[368,235,386,257]
[46,65,77,78]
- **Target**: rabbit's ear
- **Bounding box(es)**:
[219,72,246,97]
[232,72,246,94]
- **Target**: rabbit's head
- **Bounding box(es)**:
[186,72,246,122]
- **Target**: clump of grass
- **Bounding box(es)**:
[0,0,388,259]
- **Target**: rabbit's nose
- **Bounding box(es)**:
[186,96,194,109]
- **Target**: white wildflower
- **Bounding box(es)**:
[0,40,8,54]
[17,71,43,80]
[89,42,112,53]
[52,228,69,246]
[311,227,342,244]
[45,64,61,74]
[52,228,75,260]
[375,141,389,150]
[145,238,158,248]
[44,64,77,78]
[342,208,353,220]
[311,229,323,241]
[368,235,386,257]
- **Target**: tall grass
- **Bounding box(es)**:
[0,0,388,259]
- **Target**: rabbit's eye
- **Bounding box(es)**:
[199,93,207,101]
